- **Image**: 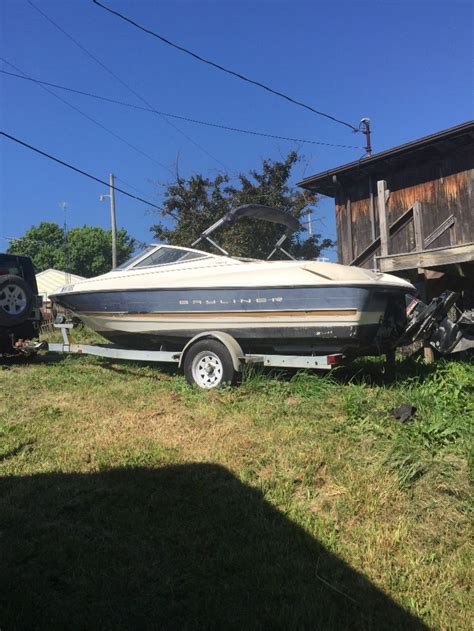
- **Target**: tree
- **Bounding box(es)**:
[7,222,136,277]
[151,152,334,259]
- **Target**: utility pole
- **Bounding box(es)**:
[100,173,117,269]
[109,173,117,269]
[59,201,71,283]
[360,118,372,156]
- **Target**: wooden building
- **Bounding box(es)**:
[298,121,474,295]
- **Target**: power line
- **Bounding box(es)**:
[1,131,165,212]
[27,0,228,170]
[1,59,174,175]
[92,0,359,133]
[112,175,179,220]
[114,175,150,198]
[0,69,362,150]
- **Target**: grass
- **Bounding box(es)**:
[0,331,472,630]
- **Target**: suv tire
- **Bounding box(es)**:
[0,275,35,326]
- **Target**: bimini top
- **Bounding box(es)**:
[223,204,300,232]
[192,204,301,259]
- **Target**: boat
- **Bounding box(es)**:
[51,205,414,357]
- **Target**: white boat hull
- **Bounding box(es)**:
[52,252,414,355]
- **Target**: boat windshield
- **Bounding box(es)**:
[133,247,209,268]
[115,245,156,270]
[117,246,211,270]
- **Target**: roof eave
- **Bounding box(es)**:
[298,120,474,196]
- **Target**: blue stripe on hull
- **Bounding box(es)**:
[54,285,401,315]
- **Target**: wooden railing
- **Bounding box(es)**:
[350,179,454,268]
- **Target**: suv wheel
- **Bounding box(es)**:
[0,275,35,326]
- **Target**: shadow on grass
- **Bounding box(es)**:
[1,464,428,630]
[99,357,180,379]
[0,350,180,380]
[331,355,440,386]
[335,353,472,386]
[240,356,444,389]
[0,351,71,368]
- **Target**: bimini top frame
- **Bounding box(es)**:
[191,204,301,260]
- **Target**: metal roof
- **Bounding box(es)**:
[298,120,474,197]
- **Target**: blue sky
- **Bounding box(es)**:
[1,0,473,259]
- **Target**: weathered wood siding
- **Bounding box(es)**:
[335,146,474,267]
[335,189,378,268]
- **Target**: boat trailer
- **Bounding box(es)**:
[10,290,473,389]
[34,321,342,388]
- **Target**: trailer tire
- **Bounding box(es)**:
[183,339,237,388]
[0,275,34,326]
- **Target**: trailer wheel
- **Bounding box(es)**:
[0,275,34,326]
[184,339,237,388]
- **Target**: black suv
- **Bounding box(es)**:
[0,253,43,353]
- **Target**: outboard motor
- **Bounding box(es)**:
[398,291,474,354]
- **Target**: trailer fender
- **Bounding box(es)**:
[179,331,244,372]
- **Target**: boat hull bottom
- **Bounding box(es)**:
[94,323,392,356]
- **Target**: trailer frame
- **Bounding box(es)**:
[42,322,343,388]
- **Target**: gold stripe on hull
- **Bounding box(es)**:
[82,309,358,319]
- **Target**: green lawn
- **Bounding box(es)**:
[1,340,472,630]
